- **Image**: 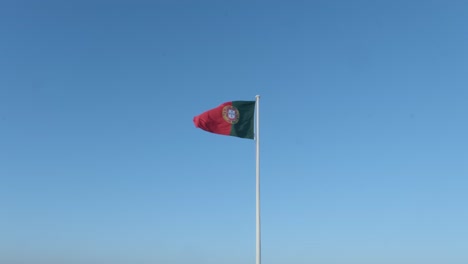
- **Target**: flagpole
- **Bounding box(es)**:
[255,95,261,264]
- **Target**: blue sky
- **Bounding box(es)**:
[1,0,467,263]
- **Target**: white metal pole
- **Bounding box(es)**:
[255,95,261,264]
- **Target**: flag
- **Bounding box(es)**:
[193,101,255,139]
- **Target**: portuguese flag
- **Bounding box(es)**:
[193,101,255,139]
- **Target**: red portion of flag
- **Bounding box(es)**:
[193,101,233,136]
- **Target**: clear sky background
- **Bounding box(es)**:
[1,1,467,263]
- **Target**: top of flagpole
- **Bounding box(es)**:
[256,95,260,98]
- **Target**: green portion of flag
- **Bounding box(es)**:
[230,101,255,139]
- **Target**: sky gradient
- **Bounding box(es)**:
[1,1,468,263]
